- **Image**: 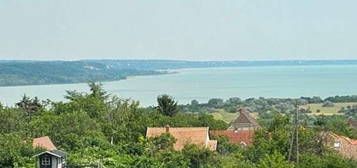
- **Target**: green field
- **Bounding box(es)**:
[210,109,259,123]
[209,102,357,122]
[300,102,357,115]
[211,110,238,123]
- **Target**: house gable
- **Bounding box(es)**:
[228,108,260,130]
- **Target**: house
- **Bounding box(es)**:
[210,130,255,146]
[228,108,260,131]
[324,132,357,160]
[33,136,68,168]
[209,108,258,146]
[146,126,217,151]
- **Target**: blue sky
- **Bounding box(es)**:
[0,0,356,61]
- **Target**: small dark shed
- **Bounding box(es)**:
[33,150,68,168]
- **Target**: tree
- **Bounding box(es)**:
[102,98,144,144]
[157,95,178,117]
[208,98,224,108]
[61,83,110,119]
[0,107,25,134]
[182,144,221,168]
[257,151,294,168]
[215,136,241,155]
[314,116,357,139]
[221,151,256,168]
[88,81,109,100]
[309,97,323,104]
[191,100,199,106]
[142,133,176,156]
[64,90,83,101]
[248,113,291,162]
[340,105,357,117]
[156,151,189,168]
[228,97,242,105]
[16,95,42,120]
[0,133,36,167]
[322,101,334,107]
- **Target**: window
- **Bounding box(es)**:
[41,157,50,165]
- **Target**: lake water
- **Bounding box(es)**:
[1,65,357,107]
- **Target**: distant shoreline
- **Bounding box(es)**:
[1,60,357,87]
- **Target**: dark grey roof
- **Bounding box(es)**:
[33,150,68,158]
[50,150,68,158]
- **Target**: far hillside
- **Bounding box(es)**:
[1,59,357,86]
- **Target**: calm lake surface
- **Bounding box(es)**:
[1,65,357,106]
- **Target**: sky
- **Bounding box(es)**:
[0,0,356,61]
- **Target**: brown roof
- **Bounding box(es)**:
[33,136,57,151]
[229,108,260,129]
[328,132,357,145]
[210,130,255,145]
[325,132,357,159]
[146,127,217,151]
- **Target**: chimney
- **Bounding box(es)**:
[165,125,170,133]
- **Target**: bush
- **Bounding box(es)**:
[322,101,334,107]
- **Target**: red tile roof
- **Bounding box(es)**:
[33,136,57,151]
[210,130,255,145]
[325,132,357,159]
[146,127,217,151]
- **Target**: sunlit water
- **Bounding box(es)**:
[1,65,357,107]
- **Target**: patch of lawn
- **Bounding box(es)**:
[210,109,259,123]
[210,109,238,123]
[300,102,357,115]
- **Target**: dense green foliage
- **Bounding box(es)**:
[1,83,357,167]
[156,95,179,117]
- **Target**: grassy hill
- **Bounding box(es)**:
[300,102,357,115]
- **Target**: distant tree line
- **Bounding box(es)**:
[0,61,165,86]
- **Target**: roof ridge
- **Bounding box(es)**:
[230,109,258,125]
[147,127,209,129]
[328,131,357,145]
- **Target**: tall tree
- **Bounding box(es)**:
[88,81,109,100]
[16,95,42,120]
[157,95,178,117]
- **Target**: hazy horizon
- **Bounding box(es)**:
[2,58,357,62]
[1,0,357,61]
